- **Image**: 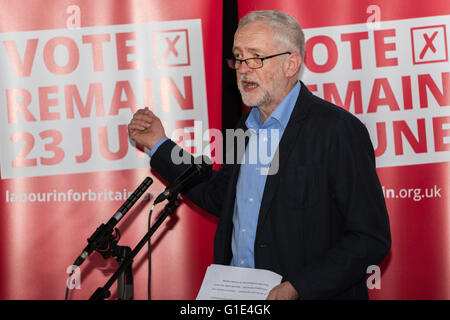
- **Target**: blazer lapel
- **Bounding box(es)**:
[256,83,312,235]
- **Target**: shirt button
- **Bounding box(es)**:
[240,260,245,265]
[249,198,254,202]
[263,137,268,142]
[242,228,246,232]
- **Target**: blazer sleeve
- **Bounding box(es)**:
[293,114,391,299]
[149,138,233,218]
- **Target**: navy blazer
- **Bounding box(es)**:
[150,82,391,299]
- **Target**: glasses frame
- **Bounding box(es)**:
[226,51,291,70]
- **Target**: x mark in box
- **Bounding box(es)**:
[153,29,190,68]
[410,24,448,64]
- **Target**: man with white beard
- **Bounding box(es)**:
[128,10,391,300]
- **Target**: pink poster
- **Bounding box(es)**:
[0,0,222,299]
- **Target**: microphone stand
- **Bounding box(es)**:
[99,231,134,300]
[116,245,133,300]
[83,226,135,300]
[89,195,180,300]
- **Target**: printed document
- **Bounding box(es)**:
[196,264,282,300]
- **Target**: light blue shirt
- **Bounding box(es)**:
[230,81,301,268]
[149,137,168,157]
[149,82,301,268]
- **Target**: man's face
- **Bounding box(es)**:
[233,21,289,109]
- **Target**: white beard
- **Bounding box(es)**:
[239,85,272,108]
[237,69,285,108]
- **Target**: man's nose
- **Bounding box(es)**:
[237,61,252,73]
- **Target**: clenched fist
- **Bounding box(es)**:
[128,107,166,150]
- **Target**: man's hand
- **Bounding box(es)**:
[266,281,299,300]
[128,107,166,150]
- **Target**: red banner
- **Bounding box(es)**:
[0,0,221,299]
[238,0,450,299]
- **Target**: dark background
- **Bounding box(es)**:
[222,0,242,138]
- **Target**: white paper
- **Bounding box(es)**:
[196,264,282,300]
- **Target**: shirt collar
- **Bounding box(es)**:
[246,81,301,130]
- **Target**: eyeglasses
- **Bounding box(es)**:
[226,52,291,70]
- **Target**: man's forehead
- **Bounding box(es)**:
[232,21,275,53]
[232,45,263,54]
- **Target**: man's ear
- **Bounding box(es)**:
[283,52,302,78]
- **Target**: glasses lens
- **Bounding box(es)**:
[246,58,262,69]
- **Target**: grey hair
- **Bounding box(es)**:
[237,10,305,59]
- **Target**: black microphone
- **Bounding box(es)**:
[73,177,153,267]
[153,157,212,205]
